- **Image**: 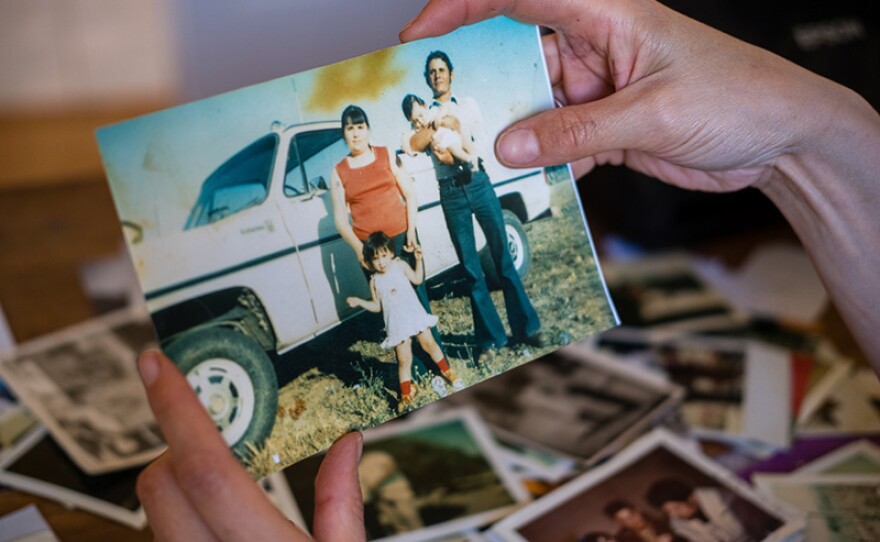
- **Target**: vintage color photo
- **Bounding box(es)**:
[592,330,793,447]
[283,408,528,542]
[794,439,880,475]
[489,428,802,542]
[0,308,162,474]
[444,344,684,464]
[752,473,880,541]
[96,17,618,477]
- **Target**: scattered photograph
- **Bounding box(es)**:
[591,330,793,447]
[445,344,684,463]
[0,425,146,529]
[282,408,528,542]
[752,472,880,541]
[96,16,618,477]
[795,366,880,436]
[794,439,880,475]
[0,308,162,474]
[489,428,801,542]
[602,254,745,332]
[494,436,578,484]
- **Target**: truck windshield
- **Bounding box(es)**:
[185,134,277,230]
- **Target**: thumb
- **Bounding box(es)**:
[496,90,643,168]
[312,432,365,541]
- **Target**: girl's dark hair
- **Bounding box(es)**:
[341,104,370,128]
[401,94,426,121]
[362,231,394,271]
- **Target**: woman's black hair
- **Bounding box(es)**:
[341,104,370,128]
[362,231,394,271]
[401,94,426,121]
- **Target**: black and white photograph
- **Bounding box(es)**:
[96,16,618,477]
[0,308,162,474]
[590,330,792,447]
[602,254,745,333]
[444,345,684,463]
[283,408,528,542]
[489,428,802,542]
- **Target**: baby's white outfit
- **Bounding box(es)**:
[373,260,438,348]
[433,126,462,151]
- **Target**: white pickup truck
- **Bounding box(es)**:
[125,120,551,457]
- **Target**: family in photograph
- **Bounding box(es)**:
[331,50,548,410]
[402,50,545,364]
[329,104,460,410]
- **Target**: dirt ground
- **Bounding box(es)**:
[247,176,617,477]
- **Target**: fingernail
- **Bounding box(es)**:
[138,350,160,386]
[399,15,417,38]
[497,129,540,165]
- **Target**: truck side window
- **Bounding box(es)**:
[185,134,277,230]
[285,129,347,197]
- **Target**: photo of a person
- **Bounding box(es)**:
[330,103,451,397]
[347,232,463,411]
[603,499,687,542]
[403,50,545,363]
[401,93,474,166]
[357,449,424,535]
[645,478,751,542]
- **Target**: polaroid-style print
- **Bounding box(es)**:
[794,439,880,475]
[0,308,162,474]
[445,344,684,464]
[283,408,528,542]
[795,366,880,436]
[752,473,880,541]
[96,16,618,477]
[602,253,746,332]
[591,329,793,448]
[0,425,146,529]
[489,428,802,542]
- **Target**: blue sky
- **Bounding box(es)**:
[97,17,552,234]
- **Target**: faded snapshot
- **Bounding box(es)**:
[97,17,617,476]
[281,409,527,541]
[490,429,801,542]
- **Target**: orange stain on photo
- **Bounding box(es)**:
[306,49,405,112]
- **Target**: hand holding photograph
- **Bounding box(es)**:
[96,17,618,477]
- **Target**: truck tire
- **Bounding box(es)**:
[165,327,277,459]
[480,209,532,289]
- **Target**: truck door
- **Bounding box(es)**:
[276,128,369,332]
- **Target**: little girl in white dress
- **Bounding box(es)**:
[347,232,463,410]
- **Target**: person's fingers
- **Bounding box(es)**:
[137,453,219,542]
[540,33,561,88]
[312,432,366,542]
[495,87,648,168]
[400,0,579,42]
[138,350,308,541]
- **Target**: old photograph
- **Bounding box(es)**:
[591,330,792,447]
[444,345,684,463]
[283,408,527,542]
[0,308,163,474]
[0,426,146,529]
[96,16,618,477]
[489,428,801,542]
